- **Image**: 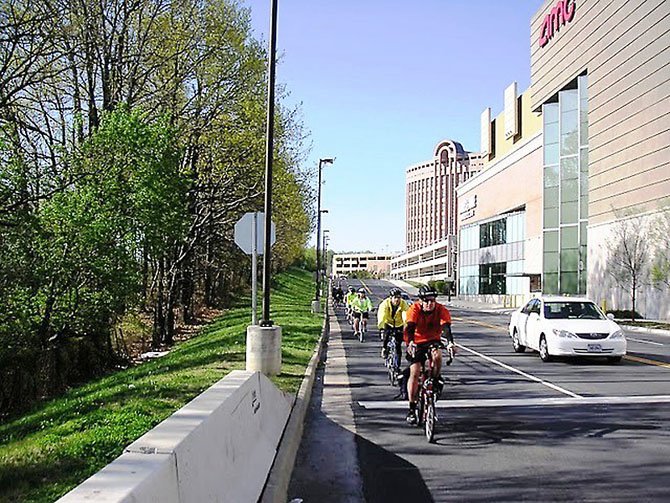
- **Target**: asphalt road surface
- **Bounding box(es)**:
[288,279,670,503]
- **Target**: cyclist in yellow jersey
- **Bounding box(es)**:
[377,288,410,359]
[351,288,373,337]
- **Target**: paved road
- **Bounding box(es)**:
[288,279,670,502]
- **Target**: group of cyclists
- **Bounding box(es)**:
[332,282,456,426]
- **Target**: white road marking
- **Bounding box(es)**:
[359,395,670,409]
[456,343,583,398]
[627,337,664,346]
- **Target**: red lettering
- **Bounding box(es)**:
[540,17,550,47]
[565,0,576,22]
[539,0,577,48]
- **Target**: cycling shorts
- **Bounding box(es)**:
[352,311,369,320]
[406,340,443,365]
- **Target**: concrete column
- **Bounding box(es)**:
[311,300,321,313]
[246,325,282,376]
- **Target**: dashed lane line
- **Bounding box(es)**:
[358,395,670,410]
[456,343,583,398]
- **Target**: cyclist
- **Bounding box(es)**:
[333,284,345,307]
[377,287,410,359]
[351,287,373,338]
[404,285,455,425]
[345,286,357,324]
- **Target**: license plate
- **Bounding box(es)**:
[588,344,602,352]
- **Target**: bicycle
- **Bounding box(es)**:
[384,328,403,386]
[416,342,454,443]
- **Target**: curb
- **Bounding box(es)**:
[260,308,331,503]
[619,324,670,337]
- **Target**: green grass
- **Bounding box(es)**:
[0,267,323,503]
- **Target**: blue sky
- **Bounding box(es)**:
[243,0,545,254]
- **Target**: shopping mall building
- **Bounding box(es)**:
[456,0,669,318]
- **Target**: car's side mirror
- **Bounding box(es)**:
[606,313,615,320]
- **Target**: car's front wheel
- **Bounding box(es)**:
[512,329,526,353]
[539,335,552,362]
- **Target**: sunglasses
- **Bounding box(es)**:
[422,297,437,302]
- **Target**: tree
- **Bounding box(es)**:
[650,209,670,289]
[606,216,650,320]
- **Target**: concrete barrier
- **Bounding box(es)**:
[58,370,292,503]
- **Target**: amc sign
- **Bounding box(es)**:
[539,0,576,48]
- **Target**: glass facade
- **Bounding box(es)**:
[459,212,526,295]
[542,75,588,295]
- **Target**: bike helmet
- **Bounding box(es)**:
[357,287,366,294]
[389,287,402,297]
[348,286,355,292]
[418,285,438,300]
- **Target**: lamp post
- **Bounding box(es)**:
[246,0,281,376]
[312,158,334,312]
[322,229,330,285]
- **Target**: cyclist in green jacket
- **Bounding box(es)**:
[345,286,357,324]
[351,288,373,337]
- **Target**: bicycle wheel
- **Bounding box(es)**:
[416,393,424,427]
[359,330,364,342]
[425,395,435,443]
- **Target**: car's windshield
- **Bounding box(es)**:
[544,301,605,320]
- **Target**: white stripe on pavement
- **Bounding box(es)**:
[456,343,583,398]
[627,337,664,346]
[359,395,670,410]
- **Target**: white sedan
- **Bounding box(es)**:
[508,296,627,363]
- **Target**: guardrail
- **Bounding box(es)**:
[57,370,292,503]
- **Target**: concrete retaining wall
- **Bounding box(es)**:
[58,370,292,503]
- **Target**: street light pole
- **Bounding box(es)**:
[246,0,281,377]
[261,0,278,327]
[322,229,330,285]
[314,158,333,308]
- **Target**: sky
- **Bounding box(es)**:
[243,0,546,254]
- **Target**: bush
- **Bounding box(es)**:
[607,309,643,320]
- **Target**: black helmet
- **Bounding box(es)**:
[389,288,402,297]
[418,286,438,300]
[348,286,355,292]
[357,287,366,294]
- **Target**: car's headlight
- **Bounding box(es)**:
[553,329,576,338]
[609,330,625,340]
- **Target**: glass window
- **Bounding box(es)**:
[560,272,578,294]
[579,75,589,147]
[560,250,579,272]
[561,201,578,224]
[543,103,559,124]
[544,206,559,228]
[561,179,578,203]
[544,187,559,209]
[561,226,578,249]
[544,143,559,165]
[561,156,578,180]
[544,273,559,294]
[480,262,506,294]
[560,90,579,155]
[544,251,559,273]
[544,230,559,252]
[544,165,559,187]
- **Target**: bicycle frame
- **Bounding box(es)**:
[416,345,440,443]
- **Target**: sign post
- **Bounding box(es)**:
[234,212,275,325]
[235,211,281,376]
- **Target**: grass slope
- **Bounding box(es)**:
[0,267,322,503]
